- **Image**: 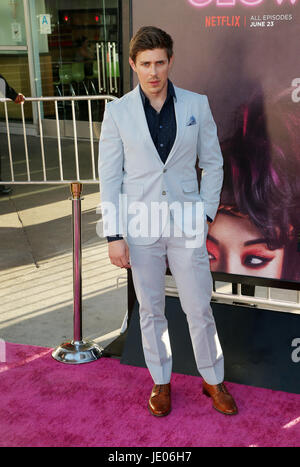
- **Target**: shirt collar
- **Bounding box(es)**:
[139,79,176,107]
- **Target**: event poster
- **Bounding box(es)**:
[132,0,300,284]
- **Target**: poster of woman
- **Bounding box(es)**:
[209,89,300,282]
[132,0,300,284]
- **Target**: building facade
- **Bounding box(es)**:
[0,0,131,137]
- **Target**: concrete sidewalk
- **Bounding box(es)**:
[0,134,298,354]
[0,136,128,350]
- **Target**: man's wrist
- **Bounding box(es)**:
[107,235,124,243]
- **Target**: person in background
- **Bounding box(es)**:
[0,74,25,195]
[74,37,95,78]
[74,36,95,62]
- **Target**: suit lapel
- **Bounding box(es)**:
[132,85,164,166]
[164,87,187,167]
[131,84,188,167]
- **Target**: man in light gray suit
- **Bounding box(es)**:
[99,26,237,417]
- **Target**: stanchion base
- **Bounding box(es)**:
[52,340,104,364]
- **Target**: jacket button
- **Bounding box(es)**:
[163,169,167,173]
[162,191,166,195]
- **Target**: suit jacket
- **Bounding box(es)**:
[98,84,223,245]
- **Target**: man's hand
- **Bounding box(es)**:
[14,94,25,104]
[108,239,131,269]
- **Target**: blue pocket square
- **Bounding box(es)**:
[186,116,197,126]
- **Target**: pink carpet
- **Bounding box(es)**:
[0,342,299,447]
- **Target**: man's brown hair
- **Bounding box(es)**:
[129,26,174,63]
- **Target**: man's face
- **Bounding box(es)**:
[129,48,174,97]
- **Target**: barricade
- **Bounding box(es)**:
[0,95,116,364]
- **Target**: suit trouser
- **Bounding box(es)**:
[127,215,224,385]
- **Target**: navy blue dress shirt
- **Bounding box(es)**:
[140,80,177,165]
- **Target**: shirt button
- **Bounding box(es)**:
[160,125,163,129]
[163,169,167,173]
[162,191,166,195]
[160,144,164,147]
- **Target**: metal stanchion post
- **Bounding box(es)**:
[52,183,103,364]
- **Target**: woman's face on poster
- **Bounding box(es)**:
[207,212,285,278]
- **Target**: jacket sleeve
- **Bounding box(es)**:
[197,95,223,222]
[98,103,125,237]
[0,75,18,101]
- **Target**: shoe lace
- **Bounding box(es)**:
[216,383,225,393]
[156,384,169,394]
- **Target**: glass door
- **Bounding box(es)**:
[32,0,122,138]
[95,2,120,96]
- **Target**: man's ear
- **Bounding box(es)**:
[129,57,136,72]
[169,55,175,69]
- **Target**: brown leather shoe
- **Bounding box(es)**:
[148,383,171,417]
[202,381,238,415]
